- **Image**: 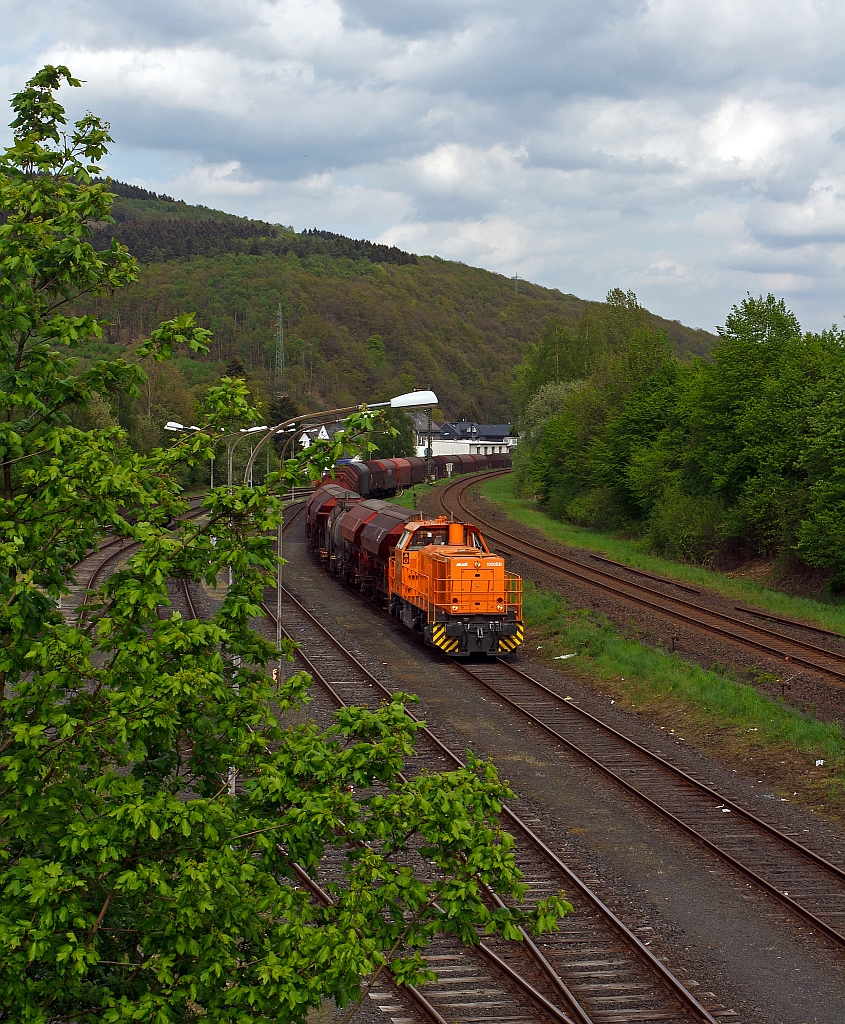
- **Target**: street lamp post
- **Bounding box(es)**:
[165,419,269,798]
[166,422,268,490]
[165,421,268,588]
[167,392,437,793]
[426,407,433,483]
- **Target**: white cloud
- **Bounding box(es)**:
[52,47,257,117]
[748,179,845,243]
[1,0,843,330]
[168,160,266,199]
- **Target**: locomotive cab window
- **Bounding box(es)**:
[408,527,448,548]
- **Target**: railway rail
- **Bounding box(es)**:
[453,657,845,950]
[437,472,845,683]
[264,506,728,1024]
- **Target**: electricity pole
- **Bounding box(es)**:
[426,407,433,483]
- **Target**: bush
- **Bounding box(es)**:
[565,486,622,530]
[544,478,583,521]
[648,486,724,563]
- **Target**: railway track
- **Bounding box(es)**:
[437,472,845,683]
[67,499,210,620]
[263,532,729,1023]
[453,657,845,950]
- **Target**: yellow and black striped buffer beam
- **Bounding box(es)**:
[498,623,524,653]
[431,623,460,654]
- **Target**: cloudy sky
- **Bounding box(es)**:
[2,0,843,331]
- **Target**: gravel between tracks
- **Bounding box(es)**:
[270,517,845,1024]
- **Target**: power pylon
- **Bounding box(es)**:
[274,302,285,389]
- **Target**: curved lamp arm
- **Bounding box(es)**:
[242,403,362,486]
[242,390,438,485]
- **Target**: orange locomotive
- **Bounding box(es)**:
[305,484,524,656]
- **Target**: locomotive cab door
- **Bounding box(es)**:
[394,529,412,591]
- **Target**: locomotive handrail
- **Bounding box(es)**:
[505,571,523,618]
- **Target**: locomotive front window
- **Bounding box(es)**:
[408,528,448,548]
[397,530,412,549]
[470,532,488,552]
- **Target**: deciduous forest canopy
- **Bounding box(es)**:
[513,290,845,587]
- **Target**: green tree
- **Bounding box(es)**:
[512,381,580,496]
[523,291,845,576]
[531,325,677,528]
[367,407,415,459]
[672,296,842,561]
[513,290,657,416]
[0,68,568,1021]
[513,315,576,413]
[365,332,387,366]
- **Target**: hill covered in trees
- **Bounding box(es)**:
[89,180,418,266]
[79,181,715,430]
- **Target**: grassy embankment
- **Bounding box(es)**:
[481,474,845,820]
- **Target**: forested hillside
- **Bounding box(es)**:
[75,181,715,435]
[513,292,845,586]
[89,181,418,266]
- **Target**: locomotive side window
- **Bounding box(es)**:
[397,530,412,549]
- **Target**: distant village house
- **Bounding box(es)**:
[410,413,518,457]
[296,415,519,459]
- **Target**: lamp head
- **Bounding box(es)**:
[387,389,438,410]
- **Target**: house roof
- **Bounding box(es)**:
[440,421,513,440]
[411,413,514,442]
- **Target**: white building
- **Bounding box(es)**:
[411,416,518,457]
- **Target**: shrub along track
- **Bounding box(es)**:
[231,507,731,1024]
[436,473,845,687]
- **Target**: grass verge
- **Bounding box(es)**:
[389,472,480,510]
[523,581,845,821]
[481,472,845,634]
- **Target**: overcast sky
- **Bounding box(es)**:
[2,0,843,332]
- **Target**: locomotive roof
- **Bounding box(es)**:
[406,518,478,529]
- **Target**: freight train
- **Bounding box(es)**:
[305,483,523,656]
[324,451,510,499]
